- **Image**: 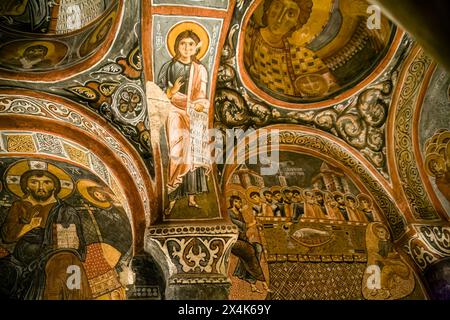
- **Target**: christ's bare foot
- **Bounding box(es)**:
[188,195,200,208]
[165,200,176,215]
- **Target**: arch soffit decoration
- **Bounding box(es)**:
[0,89,155,252]
[387,45,447,222]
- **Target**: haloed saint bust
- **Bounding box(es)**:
[244,0,337,98]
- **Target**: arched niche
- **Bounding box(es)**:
[0,89,156,250]
[0,155,133,299]
[220,125,427,300]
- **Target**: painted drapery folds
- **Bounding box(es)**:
[144,4,230,222]
[0,158,133,300]
[156,24,212,214]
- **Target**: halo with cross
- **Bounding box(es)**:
[5,160,74,199]
[77,179,113,209]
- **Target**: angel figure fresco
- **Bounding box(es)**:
[244,0,338,98]
[156,23,212,215]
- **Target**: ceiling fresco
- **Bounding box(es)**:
[0,1,120,73]
[0,0,115,34]
[243,0,395,103]
[0,0,449,302]
[0,1,156,182]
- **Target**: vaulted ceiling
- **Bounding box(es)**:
[0,0,449,300]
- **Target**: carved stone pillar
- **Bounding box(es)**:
[145,224,238,299]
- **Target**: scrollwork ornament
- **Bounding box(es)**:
[419,226,450,256]
[394,50,438,220]
[404,236,439,271]
[215,29,406,176]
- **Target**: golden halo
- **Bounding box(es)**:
[281,186,295,200]
[437,131,450,146]
[344,193,357,203]
[424,130,446,150]
[90,11,116,45]
[252,0,334,46]
[303,188,316,199]
[77,179,112,209]
[0,40,68,68]
[290,186,304,201]
[436,145,448,157]
[259,187,271,199]
[166,21,210,60]
[370,222,391,240]
[225,186,247,207]
[331,191,345,202]
[321,190,334,202]
[425,153,446,177]
[447,142,450,159]
[80,9,116,57]
[311,188,324,195]
[17,40,56,58]
[424,143,437,157]
[357,194,373,207]
[269,185,282,194]
[246,186,262,204]
[424,137,433,151]
[5,160,73,199]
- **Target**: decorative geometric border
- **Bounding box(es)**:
[404,224,450,271]
[141,0,237,223]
